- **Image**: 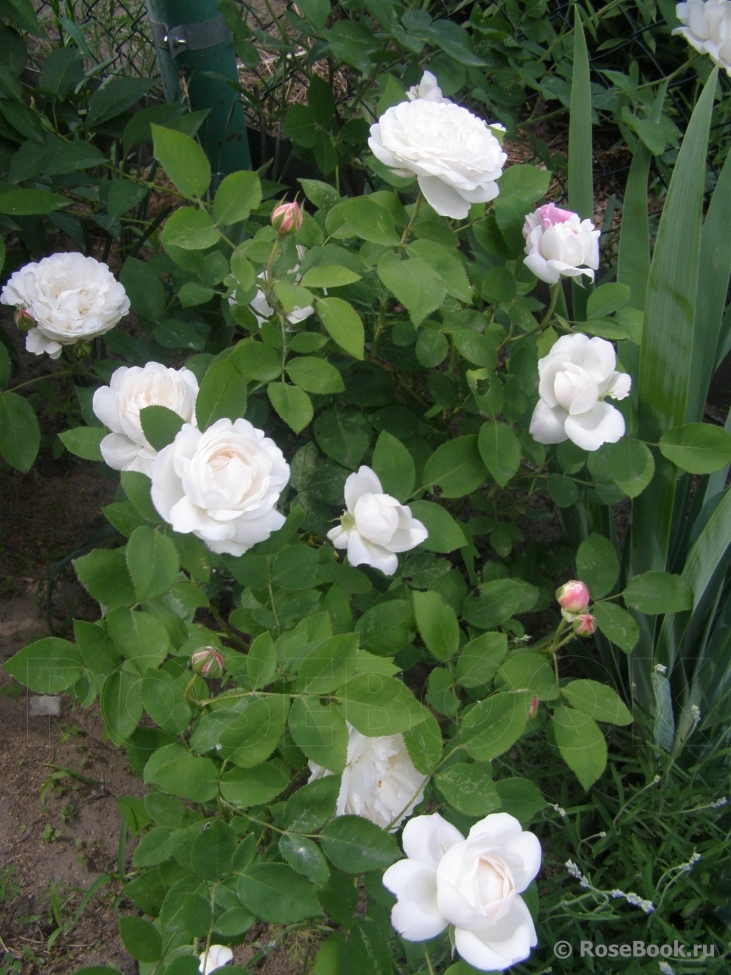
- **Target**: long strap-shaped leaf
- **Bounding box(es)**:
[626,70,718,717]
[656,486,731,675]
[616,83,667,316]
[631,68,718,580]
[568,6,593,323]
[687,145,731,422]
[616,85,667,410]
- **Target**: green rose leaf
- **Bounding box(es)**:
[151,124,210,199]
[659,423,731,473]
[560,679,633,726]
[551,705,607,790]
[238,864,322,923]
[592,602,640,654]
[576,532,619,599]
[4,638,83,694]
[319,816,400,873]
[126,526,180,602]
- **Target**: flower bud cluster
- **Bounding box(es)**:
[555,580,596,636]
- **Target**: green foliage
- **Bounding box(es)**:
[6,10,731,971]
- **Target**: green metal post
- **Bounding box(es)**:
[145,0,251,181]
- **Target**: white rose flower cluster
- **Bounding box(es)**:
[93,363,198,476]
[384,812,541,972]
[1,253,129,358]
[92,363,290,557]
[328,466,428,575]
[369,71,507,219]
[523,203,600,285]
[308,724,427,831]
[530,333,631,451]
[674,0,731,75]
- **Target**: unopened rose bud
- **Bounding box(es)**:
[191,646,224,678]
[572,613,596,637]
[528,695,539,719]
[556,580,591,614]
[14,308,35,331]
[271,201,303,235]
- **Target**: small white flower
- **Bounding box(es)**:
[529,333,631,452]
[522,203,600,285]
[151,418,289,557]
[674,0,731,75]
[659,961,675,975]
[328,466,427,575]
[308,724,427,831]
[198,945,233,974]
[92,362,198,475]
[369,74,507,219]
[550,803,567,818]
[690,704,701,723]
[407,70,449,103]
[710,796,728,807]
[655,663,668,674]
[383,812,541,971]
[230,245,313,328]
[1,253,129,358]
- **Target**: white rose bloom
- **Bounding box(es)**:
[383,812,541,972]
[92,363,199,476]
[327,466,428,575]
[368,77,507,220]
[523,203,600,285]
[0,253,129,359]
[407,70,449,103]
[308,725,427,831]
[674,0,731,74]
[150,418,290,557]
[198,945,233,974]
[530,333,631,452]
[229,245,314,328]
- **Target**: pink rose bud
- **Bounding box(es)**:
[191,646,224,678]
[556,580,591,614]
[528,695,539,719]
[14,308,35,331]
[271,201,303,235]
[572,613,596,637]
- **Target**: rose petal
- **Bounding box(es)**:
[382,859,447,941]
[454,896,537,971]
[402,812,464,866]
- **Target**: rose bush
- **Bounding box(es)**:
[5,21,730,974]
[0,253,129,358]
